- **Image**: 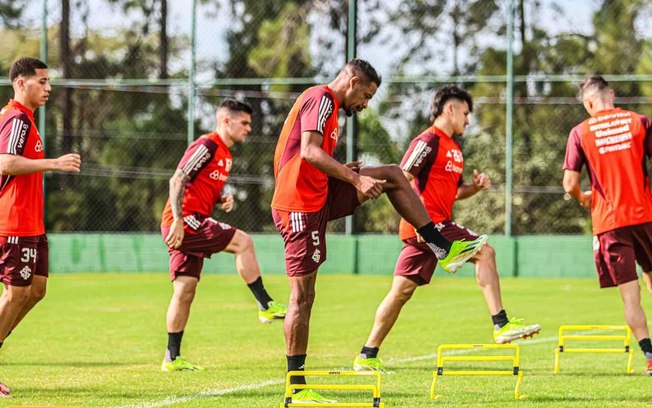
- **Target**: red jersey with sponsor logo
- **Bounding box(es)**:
[564,108,652,235]
[0,99,45,236]
[399,126,464,241]
[161,132,232,233]
[271,85,340,212]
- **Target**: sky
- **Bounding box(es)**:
[20,0,637,81]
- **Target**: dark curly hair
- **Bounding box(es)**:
[10,57,48,82]
[430,85,473,121]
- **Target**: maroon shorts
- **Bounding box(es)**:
[0,234,49,287]
[593,222,652,288]
[272,177,360,277]
[161,217,237,281]
[394,220,479,285]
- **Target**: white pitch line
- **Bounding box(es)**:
[116,379,285,408]
[117,329,623,408]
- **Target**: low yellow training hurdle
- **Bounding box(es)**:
[430,343,525,401]
[280,370,384,407]
[554,324,634,374]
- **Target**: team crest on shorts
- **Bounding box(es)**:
[19,265,32,280]
[312,248,321,263]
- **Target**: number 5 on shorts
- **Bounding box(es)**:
[311,231,320,246]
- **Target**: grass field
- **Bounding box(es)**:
[1,273,651,407]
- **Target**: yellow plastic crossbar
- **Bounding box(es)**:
[431,343,524,401]
[554,324,634,374]
[281,371,384,408]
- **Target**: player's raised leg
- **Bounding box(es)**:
[223,229,287,323]
[357,165,486,271]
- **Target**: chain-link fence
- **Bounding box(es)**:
[1,0,650,234]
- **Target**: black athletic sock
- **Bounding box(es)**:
[287,354,307,389]
[0,341,3,349]
[417,222,451,259]
[639,338,652,357]
[492,310,509,329]
[166,331,184,362]
[360,346,379,359]
[248,276,274,310]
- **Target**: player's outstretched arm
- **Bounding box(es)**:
[0,152,80,176]
[300,130,385,199]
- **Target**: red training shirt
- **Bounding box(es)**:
[564,108,652,235]
[161,132,232,233]
[271,85,340,212]
[399,126,464,241]
[0,99,46,236]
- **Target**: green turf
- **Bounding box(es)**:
[1,273,650,407]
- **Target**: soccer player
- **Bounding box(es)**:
[272,60,486,403]
[160,99,287,372]
[563,75,652,375]
[0,57,81,396]
[353,85,540,372]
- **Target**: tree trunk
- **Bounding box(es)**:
[159,0,168,79]
[60,0,73,170]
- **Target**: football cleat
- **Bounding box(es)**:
[353,355,386,372]
[0,381,9,398]
[161,356,205,372]
[494,318,541,344]
[258,300,288,323]
[290,389,337,404]
[439,235,488,273]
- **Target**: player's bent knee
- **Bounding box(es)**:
[227,230,254,254]
[31,286,46,303]
[5,286,31,305]
[475,244,496,262]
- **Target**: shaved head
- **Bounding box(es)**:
[578,75,610,102]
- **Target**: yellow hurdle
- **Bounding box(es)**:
[554,324,634,374]
[280,370,384,407]
[430,344,524,401]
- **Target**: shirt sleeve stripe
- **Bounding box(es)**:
[8,117,27,155]
[181,144,210,175]
[402,140,428,171]
[317,96,332,134]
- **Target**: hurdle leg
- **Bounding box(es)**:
[514,370,523,400]
[430,373,439,400]
[627,348,634,374]
[554,349,561,374]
